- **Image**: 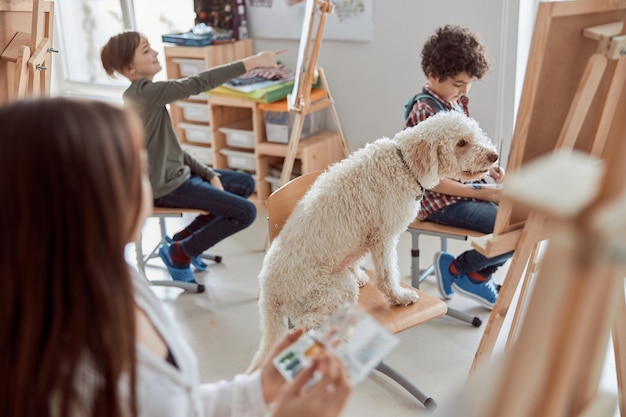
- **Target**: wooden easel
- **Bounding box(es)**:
[479,138,626,416]
[0,0,55,104]
[469,0,626,377]
[278,0,349,185]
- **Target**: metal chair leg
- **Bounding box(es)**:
[375,361,437,410]
[409,229,482,327]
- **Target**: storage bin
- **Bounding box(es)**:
[220,148,256,171]
[188,92,209,101]
[182,144,214,165]
[172,58,205,77]
[218,120,255,149]
[178,122,212,144]
[177,101,211,123]
[263,110,323,143]
[264,175,281,193]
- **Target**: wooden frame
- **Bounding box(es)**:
[279,0,349,185]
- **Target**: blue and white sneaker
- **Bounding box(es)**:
[452,275,498,310]
[165,236,207,271]
[158,245,196,283]
[433,252,456,299]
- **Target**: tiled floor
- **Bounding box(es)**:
[127,209,621,416]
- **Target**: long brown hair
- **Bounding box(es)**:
[0,98,144,417]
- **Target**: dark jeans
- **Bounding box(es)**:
[153,170,256,257]
[426,200,513,278]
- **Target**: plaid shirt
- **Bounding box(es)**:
[404,83,481,220]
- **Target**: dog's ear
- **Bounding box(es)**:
[436,139,458,178]
[404,138,440,189]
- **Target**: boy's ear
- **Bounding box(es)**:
[122,64,136,76]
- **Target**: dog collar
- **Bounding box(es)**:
[396,147,424,200]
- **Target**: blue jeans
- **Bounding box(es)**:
[426,200,513,278]
[153,170,256,258]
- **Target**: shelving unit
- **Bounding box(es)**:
[209,93,344,205]
[164,42,345,206]
[163,40,253,166]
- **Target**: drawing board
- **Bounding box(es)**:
[494,0,626,235]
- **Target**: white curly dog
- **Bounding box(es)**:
[248,111,498,371]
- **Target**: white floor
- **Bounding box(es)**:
[127,209,621,417]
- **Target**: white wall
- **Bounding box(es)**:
[252,0,521,168]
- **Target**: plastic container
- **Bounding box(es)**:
[188,91,209,101]
[178,122,212,144]
[220,148,256,171]
[265,175,281,193]
[264,110,323,143]
[218,119,254,149]
[182,144,213,165]
[172,58,205,77]
[177,101,210,123]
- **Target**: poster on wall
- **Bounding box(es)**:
[246,0,373,41]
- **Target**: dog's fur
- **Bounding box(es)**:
[248,111,498,371]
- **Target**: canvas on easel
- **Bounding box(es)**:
[469,0,626,376]
[278,0,349,185]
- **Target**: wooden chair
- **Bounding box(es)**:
[134,207,222,293]
[267,171,448,409]
[406,221,487,327]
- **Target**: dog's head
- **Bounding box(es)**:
[394,111,498,189]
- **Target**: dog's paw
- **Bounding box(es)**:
[390,288,419,306]
[354,267,369,288]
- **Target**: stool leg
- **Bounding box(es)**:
[159,217,168,246]
[135,230,146,276]
[411,231,421,288]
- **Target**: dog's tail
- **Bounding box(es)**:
[246,293,286,373]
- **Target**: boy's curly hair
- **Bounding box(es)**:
[421,25,490,81]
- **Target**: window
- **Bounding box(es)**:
[53,0,194,98]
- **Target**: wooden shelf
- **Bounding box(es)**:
[164,43,344,206]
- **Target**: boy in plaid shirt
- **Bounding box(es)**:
[404,25,513,310]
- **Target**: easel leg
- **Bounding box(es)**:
[555,53,607,151]
[317,68,349,158]
[470,212,545,373]
[13,45,30,100]
[612,279,626,417]
[505,241,542,349]
[279,112,306,185]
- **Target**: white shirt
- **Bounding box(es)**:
[131,268,269,417]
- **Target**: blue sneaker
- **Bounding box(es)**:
[434,252,456,299]
[158,245,196,283]
[451,275,498,310]
[165,236,207,271]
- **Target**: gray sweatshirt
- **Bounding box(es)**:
[123,62,246,198]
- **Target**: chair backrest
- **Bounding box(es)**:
[267,170,323,242]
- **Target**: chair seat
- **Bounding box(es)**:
[152,207,209,216]
[358,271,447,334]
[408,219,485,238]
